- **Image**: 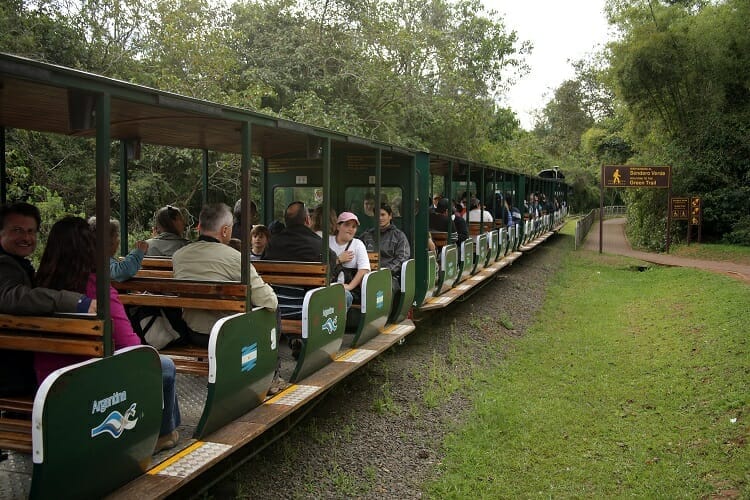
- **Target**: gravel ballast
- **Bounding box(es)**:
[210,234,568,499]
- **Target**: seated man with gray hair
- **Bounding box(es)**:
[172,203,277,347]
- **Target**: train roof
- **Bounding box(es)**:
[0,53,413,158]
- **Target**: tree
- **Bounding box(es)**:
[607,0,750,244]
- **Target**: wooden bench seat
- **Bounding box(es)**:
[368,252,379,270]
[251,261,328,287]
[252,260,329,336]
[0,396,34,414]
[0,314,105,358]
[0,415,32,453]
[114,279,247,312]
[430,231,451,248]
[134,260,330,338]
[113,278,248,376]
[468,221,493,236]
[0,313,105,452]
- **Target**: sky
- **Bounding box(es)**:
[482,0,613,129]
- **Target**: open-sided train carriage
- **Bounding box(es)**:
[0,52,567,498]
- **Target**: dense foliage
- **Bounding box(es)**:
[531,0,749,248]
[1,0,747,247]
[1,0,532,235]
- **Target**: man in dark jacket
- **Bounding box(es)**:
[263,201,338,323]
[429,198,468,244]
[263,201,337,268]
[0,203,96,396]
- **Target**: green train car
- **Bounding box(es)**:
[0,53,567,498]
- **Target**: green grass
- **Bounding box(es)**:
[670,242,750,265]
[426,249,749,498]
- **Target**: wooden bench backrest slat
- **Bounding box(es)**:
[261,276,327,287]
[170,359,209,376]
[0,332,103,356]
[251,261,327,274]
[0,397,33,413]
[252,261,328,287]
[118,295,245,312]
[0,419,33,434]
[368,252,379,270]
[135,269,174,279]
[141,257,173,269]
[281,319,302,335]
[0,314,103,336]
[112,278,247,298]
[468,222,493,236]
[431,231,449,247]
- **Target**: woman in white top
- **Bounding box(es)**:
[329,212,371,310]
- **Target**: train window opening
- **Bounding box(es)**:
[344,186,403,232]
[271,186,323,223]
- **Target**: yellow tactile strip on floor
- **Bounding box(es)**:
[336,349,377,363]
[264,384,320,406]
[149,441,231,477]
[428,296,452,304]
[382,324,411,336]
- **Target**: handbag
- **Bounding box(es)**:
[340,240,358,284]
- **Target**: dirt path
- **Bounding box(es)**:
[584,218,750,284]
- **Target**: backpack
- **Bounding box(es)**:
[127,306,188,349]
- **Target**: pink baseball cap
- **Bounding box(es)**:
[337,212,360,225]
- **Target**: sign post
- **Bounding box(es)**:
[690,196,702,243]
[671,196,689,243]
[600,165,672,253]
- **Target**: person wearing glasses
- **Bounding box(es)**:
[172,203,277,347]
[0,202,97,397]
[145,205,191,257]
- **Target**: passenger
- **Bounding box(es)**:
[34,216,180,453]
[172,203,277,347]
[357,192,377,234]
[250,224,270,260]
[360,203,410,296]
[467,198,494,224]
[263,201,337,269]
[263,202,338,327]
[507,194,522,226]
[268,220,285,236]
[391,196,402,218]
[145,205,191,256]
[430,194,442,213]
[454,199,467,219]
[88,216,148,282]
[501,195,513,227]
[0,203,97,397]
[329,212,370,310]
[311,205,337,238]
[231,199,258,242]
[430,198,468,244]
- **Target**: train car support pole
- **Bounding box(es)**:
[322,137,332,282]
[95,93,113,356]
[599,165,604,253]
[0,126,6,204]
[241,122,251,287]
[202,149,209,207]
[119,140,129,257]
